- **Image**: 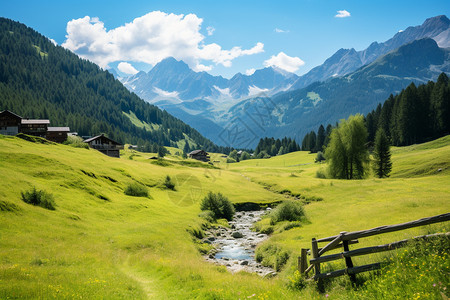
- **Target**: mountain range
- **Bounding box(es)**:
[119,15,450,148]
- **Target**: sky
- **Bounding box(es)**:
[2,0,449,78]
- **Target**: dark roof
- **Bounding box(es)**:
[83,134,121,145]
[0,110,23,119]
[21,119,50,125]
[189,150,208,155]
[47,127,71,132]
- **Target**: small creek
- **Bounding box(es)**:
[203,210,276,277]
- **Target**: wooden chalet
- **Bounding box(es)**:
[0,110,22,136]
[188,150,210,162]
[0,110,71,143]
[83,134,124,158]
[21,119,50,137]
[46,127,71,143]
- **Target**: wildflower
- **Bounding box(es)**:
[325,294,329,298]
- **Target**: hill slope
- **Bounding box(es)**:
[0,18,224,152]
[1,133,449,298]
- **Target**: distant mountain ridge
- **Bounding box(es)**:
[121,57,298,102]
[290,15,450,90]
[232,38,450,146]
[115,15,450,147]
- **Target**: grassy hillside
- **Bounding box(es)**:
[1,135,449,299]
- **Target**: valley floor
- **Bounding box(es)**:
[0,135,449,299]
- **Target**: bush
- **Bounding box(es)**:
[164,175,176,190]
[63,135,89,149]
[270,200,305,224]
[315,151,326,163]
[198,210,216,223]
[21,187,55,210]
[315,167,327,179]
[124,182,148,197]
[226,157,236,163]
[200,192,235,221]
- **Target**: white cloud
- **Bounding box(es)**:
[263,52,305,73]
[195,63,213,72]
[274,28,289,33]
[62,12,263,71]
[335,10,351,18]
[117,62,139,75]
[245,68,256,75]
[206,26,215,36]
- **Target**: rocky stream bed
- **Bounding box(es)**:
[203,210,276,277]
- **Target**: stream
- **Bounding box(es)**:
[203,210,276,277]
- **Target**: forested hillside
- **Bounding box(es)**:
[0,18,227,152]
[301,74,450,152]
[366,73,450,146]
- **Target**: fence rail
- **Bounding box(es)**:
[298,213,450,289]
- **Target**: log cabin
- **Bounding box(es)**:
[83,134,124,158]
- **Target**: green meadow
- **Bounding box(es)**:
[0,134,449,299]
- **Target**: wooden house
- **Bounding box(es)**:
[21,119,50,137]
[188,150,210,162]
[83,134,124,158]
[46,127,71,143]
[0,110,22,136]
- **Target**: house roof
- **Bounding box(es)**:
[83,134,122,145]
[0,110,23,119]
[47,127,71,132]
[189,150,208,155]
[21,119,50,125]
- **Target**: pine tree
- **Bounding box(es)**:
[316,124,325,152]
[373,128,392,178]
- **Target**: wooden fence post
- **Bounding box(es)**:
[341,231,356,284]
[299,248,308,274]
[312,238,324,292]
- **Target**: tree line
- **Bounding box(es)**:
[254,137,300,158]
[0,18,231,154]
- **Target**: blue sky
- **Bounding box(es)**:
[2,0,449,78]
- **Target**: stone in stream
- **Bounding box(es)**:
[232,231,243,238]
[241,260,249,266]
[208,237,216,241]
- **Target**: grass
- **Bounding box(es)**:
[0,134,449,299]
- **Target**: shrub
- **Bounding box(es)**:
[164,175,176,190]
[270,200,305,224]
[63,135,89,149]
[198,210,216,223]
[21,187,55,210]
[315,167,327,179]
[124,182,148,197]
[226,157,236,163]
[315,151,326,163]
[200,192,235,221]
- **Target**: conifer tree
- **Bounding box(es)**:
[373,128,392,178]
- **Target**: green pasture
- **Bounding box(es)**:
[0,134,449,299]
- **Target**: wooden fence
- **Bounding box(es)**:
[298,213,450,288]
